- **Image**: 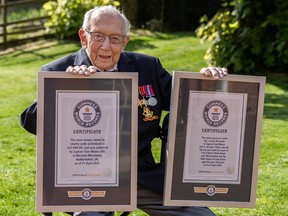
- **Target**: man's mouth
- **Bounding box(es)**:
[99,55,111,59]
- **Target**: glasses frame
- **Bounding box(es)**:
[85,30,126,45]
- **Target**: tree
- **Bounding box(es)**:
[43,0,120,39]
[196,0,288,74]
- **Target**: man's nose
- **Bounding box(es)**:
[101,36,111,50]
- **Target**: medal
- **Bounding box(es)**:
[138,84,159,121]
[141,98,148,107]
[138,98,143,108]
[142,107,159,121]
[148,97,157,106]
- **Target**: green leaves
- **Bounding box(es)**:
[43,0,120,39]
[196,0,288,74]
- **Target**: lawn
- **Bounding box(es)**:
[0,31,287,216]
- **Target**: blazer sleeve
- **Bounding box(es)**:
[20,101,37,135]
[155,57,172,111]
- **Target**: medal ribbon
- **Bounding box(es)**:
[146,85,155,97]
[139,85,155,97]
[139,86,147,97]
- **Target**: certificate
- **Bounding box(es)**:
[183,92,247,184]
[36,72,138,212]
[164,72,266,208]
[56,91,119,187]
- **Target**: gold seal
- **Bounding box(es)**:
[68,189,106,200]
[142,107,159,121]
[194,185,229,196]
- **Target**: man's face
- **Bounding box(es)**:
[79,13,129,70]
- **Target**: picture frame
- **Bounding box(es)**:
[36,72,138,212]
[164,72,266,208]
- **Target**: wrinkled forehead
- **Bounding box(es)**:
[89,12,125,34]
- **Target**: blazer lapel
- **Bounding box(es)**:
[118,52,136,72]
[74,48,93,66]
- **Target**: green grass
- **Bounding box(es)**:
[0,2,45,23]
[0,32,288,216]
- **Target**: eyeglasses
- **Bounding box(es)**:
[85,30,125,44]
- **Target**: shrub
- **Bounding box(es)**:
[43,0,120,39]
[196,0,288,74]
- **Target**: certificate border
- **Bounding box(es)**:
[164,72,266,208]
[37,72,138,212]
[55,90,120,187]
[182,91,247,184]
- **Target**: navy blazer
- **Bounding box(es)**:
[21,48,172,194]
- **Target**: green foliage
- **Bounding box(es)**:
[1,33,288,215]
[43,0,120,39]
[196,0,288,74]
[5,7,46,23]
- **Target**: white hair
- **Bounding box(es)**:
[82,5,131,35]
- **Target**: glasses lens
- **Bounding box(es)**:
[109,36,124,44]
[87,31,124,44]
[91,33,105,42]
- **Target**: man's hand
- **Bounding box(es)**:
[200,67,228,79]
[66,65,97,76]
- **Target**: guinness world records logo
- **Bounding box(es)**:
[82,188,92,200]
[74,99,101,128]
[203,100,228,127]
[206,185,216,196]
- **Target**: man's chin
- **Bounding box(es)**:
[95,63,112,71]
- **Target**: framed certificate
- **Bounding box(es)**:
[37,72,138,212]
[164,72,266,208]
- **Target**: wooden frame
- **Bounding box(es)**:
[164,72,266,208]
[37,72,138,212]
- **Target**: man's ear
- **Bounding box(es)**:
[78,29,87,48]
[121,35,130,51]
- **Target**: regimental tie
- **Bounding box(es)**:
[138,85,159,121]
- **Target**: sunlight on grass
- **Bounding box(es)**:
[0,33,287,216]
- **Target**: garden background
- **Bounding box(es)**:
[0,0,287,215]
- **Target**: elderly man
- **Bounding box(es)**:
[21,5,227,216]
